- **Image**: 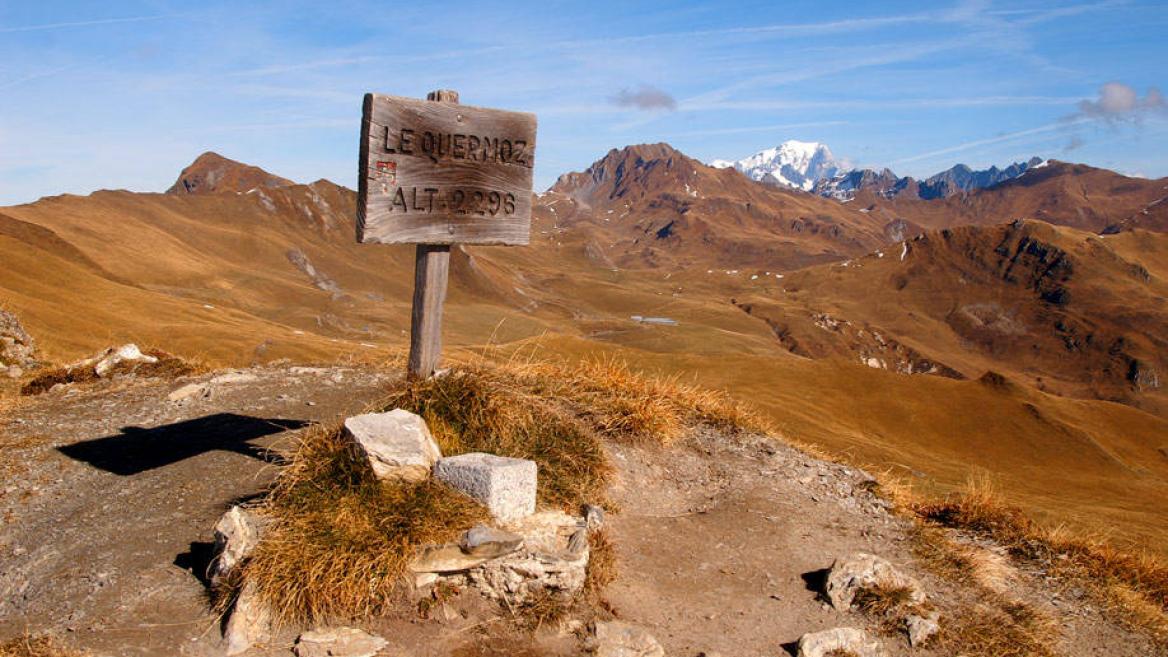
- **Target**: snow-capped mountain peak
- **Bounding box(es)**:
[710,140,843,191]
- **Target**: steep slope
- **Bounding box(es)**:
[546,143,891,271]
[166,151,295,195]
[729,219,1168,415]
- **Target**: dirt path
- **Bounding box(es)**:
[0,366,392,656]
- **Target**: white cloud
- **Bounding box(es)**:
[1076,82,1166,121]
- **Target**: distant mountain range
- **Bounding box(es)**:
[712,141,1044,201]
[710,140,843,191]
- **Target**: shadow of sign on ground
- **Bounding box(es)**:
[57,413,309,475]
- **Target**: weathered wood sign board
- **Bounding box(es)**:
[357,92,537,245]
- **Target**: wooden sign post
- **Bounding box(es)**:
[357,89,537,379]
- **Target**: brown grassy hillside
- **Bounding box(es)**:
[2,148,1166,557]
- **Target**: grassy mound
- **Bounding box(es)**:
[241,359,762,624]
[21,348,197,395]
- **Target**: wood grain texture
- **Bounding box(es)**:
[357,92,536,245]
[408,243,450,379]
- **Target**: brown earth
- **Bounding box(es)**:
[1,367,1160,656]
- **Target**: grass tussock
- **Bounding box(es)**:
[934,597,1058,657]
[0,635,91,657]
[584,528,618,600]
[21,348,199,396]
[910,477,1168,640]
[244,358,749,625]
[240,423,488,623]
[853,582,918,618]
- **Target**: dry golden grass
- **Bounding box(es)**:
[0,635,91,657]
[239,422,487,623]
[908,477,1168,641]
[584,528,618,600]
[853,582,918,619]
[242,358,751,625]
[20,347,201,396]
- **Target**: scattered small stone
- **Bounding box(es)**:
[210,370,259,386]
[583,504,605,531]
[906,611,940,647]
[343,409,442,483]
[825,553,925,610]
[589,620,665,657]
[797,627,886,657]
[293,627,387,657]
[210,506,263,588]
[434,452,537,521]
[167,382,207,402]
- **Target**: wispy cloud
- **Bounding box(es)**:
[894,117,1092,164]
[229,57,380,78]
[0,15,166,33]
[684,96,1082,112]
[610,85,676,111]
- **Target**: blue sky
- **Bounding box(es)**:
[1,0,1166,205]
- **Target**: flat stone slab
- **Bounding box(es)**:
[433,452,536,521]
[343,409,442,483]
[294,627,387,657]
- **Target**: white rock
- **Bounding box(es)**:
[210,506,262,588]
[825,552,925,610]
[797,627,886,657]
[343,410,442,483]
[906,611,940,647]
[93,343,157,377]
[465,511,587,604]
[434,452,536,521]
[590,621,665,657]
[167,382,208,402]
[5,365,22,379]
[293,627,388,657]
[224,581,271,655]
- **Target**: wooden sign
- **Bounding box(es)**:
[357,90,537,380]
[357,92,537,245]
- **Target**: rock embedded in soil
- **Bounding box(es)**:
[210,506,263,588]
[796,627,886,657]
[224,581,272,656]
[825,552,925,610]
[467,511,588,604]
[583,503,605,531]
[342,409,442,483]
[906,611,940,647]
[588,620,665,657]
[459,524,524,558]
[92,344,157,377]
[167,381,209,402]
[433,452,537,521]
[293,627,388,657]
[0,309,37,368]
